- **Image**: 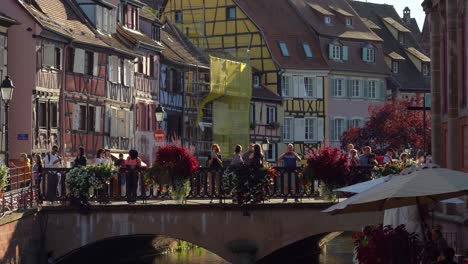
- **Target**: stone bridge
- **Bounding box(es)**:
[38,202,382,263]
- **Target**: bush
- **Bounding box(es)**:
[0,166,8,191]
[303,147,349,189]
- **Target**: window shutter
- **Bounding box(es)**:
[108,56,113,82]
[125,111,131,137]
[103,8,109,32]
[73,48,85,74]
[110,9,116,33]
[129,60,134,87]
[43,44,55,67]
[362,47,368,62]
[317,118,324,141]
[274,107,278,123]
[316,77,323,99]
[342,46,348,61]
[104,106,110,133]
[96,5,102,30]
[93,52,99,76]
[117,58,121,83]
[123,60,128,86]
[57,48,63,70]
[346,79,352,97]
[328,44,333,59]
[330,78,335,97]
[72,104,80,130]
[94,106,101,132]
[363,80,369,98]
[110,108,118,137]
[0,39,4,70]
[294,118,305,142]
[379,80,385,101]
[128,110,133,138]
[298,76,305,98]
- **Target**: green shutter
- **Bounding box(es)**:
[362,48,368,62]
[328,44,333,59]
[379,80,385,101]
[342,46,348,61]
[330,78,335,97]
[363,80,369,98]
[329,117,335,141]
[346,80,352,98]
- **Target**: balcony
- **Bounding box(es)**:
[135,73,158,95]
[106,82,132,104]
[36,70,61,90]
[106,137,130,151]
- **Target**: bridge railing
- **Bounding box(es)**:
[1,166,37,218]
[39,165,373,203]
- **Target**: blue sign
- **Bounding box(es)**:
[17,134,29,140]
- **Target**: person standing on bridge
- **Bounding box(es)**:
[124,149,142,204]
[207,144,223,201]
[278,144,301,202]
[44,145,63,204]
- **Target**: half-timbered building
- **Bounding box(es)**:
[289,0,390,147]
[161,0,328,158]
[4,0,113,161]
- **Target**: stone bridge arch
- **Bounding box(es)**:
[42,204,382,263]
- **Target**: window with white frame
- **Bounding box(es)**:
[392,60,399,73]
[366,48,375,62]
[325,16,332,24]
[304,77,314,97]
[352,80,360,97]
[282,75,291,97]
[305,118,316,141]
[226,6,236,20]
[346,17,353,27]
[368,81,377,99]
[267,106,277,124]
[283,118,293,141]
[266,143,277,162]
[74,104,100,132]
[332,79,344,97]
[175,10,183,23]
[333,118,345,141]
[422,64,429,76]
[331,45,341,60]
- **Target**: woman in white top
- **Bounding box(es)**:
[95,149,109,165]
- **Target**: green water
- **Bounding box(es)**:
[151,233,354,264]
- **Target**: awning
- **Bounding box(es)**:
[110,153,148,167]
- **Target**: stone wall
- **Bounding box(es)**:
[0,211,42,264]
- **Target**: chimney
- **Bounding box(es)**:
[403,7,411,23]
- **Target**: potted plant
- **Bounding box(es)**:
[65,166,95,205]
[150,146,198,203]
[87,164,117,203]
[0,166,8,197]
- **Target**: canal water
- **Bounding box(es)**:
[151,233,354,264]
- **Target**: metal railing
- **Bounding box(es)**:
[38,166,374,204]
[1,166,37,218]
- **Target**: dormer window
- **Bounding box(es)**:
[328,42,348,61]
[96,6,116,33]
[253,75,260,87]
[124,4,139,30]
[303,43,313,58]
[362,46,375,63]
[392,60,399,73]
[398,32,406,44]
[175,10,183,23]
[152,26,161,42]
[325,16,332,25]
[422,63,430,76]
[346,17,353,27]
[279,41,289,57]
[331,45,340,60]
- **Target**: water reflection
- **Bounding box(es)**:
[151,233,354,264]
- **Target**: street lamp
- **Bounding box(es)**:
[1,76,14,166]
[155,104,165,122]
[261,137,270,152]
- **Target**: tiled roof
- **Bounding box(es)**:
[233,0,328,71]
[289,0,382,41]
[403,17,421,41]
[140,5,160,22]
[387,52,405,61]
[362,18,380,29]
[21,0,109,48]
[307,3,334,16]
[252,85,282,102]
[161,23,208,68]
[350,1,429,92]
[419,15,430,55]
[117,24,164,51]
[382,17,411,33]
[406,47,430,62]
[329,5,354,17]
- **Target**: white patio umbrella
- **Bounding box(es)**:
[323,167,468,215]
[334,173,464,204]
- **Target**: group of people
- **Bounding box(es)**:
[346,144,428,167]
[9,145,144,204]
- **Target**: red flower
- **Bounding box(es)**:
[155,146,198,179]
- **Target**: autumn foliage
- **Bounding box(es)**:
[341,99,431,152]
